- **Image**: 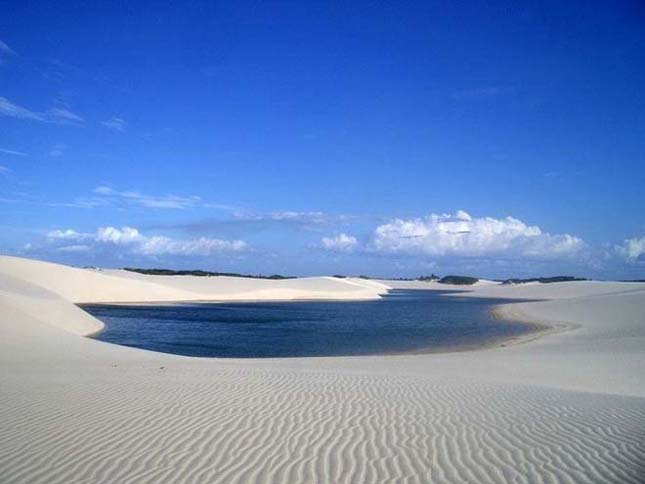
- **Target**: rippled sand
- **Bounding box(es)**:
[1,256,644,483]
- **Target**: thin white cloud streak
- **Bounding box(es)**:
[101,116,126,132]
[93,186,214,210]
[451,86,502,100]
[0,186,235,211]
[0,97,84,125]
[156,210,356,241]
[0,165,11,174]
[47,229,90,241]
[0,40,16,63]
[46,107,84,124]
[371,211,584,259]
[321,233,358,252]
[48,226,248,256]
[230,210,355,228]
[56,244,91,253]
[0,148,28,157]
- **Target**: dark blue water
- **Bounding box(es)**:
[84,290,534,358]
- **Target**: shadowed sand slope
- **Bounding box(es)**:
[0,256,644,483]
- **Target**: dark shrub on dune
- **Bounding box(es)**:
[123,268,293,279]
[438,275,479,285]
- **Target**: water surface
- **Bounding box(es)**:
[85,290,534,358]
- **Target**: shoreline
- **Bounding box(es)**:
[82,292,552,360]
[488,303,575,348]
[361,301,562,357]
[77,294,384,307]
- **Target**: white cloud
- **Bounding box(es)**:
[57,244,91,253]
[138,236,248,256]
[615,236,645,261]
[1,185,235,212]
[48,143,66,157]
[233,210,329,224]
[0,148,28,157]
[46,107,84,124]
[0,165,10,175]
[93,186,208,210]
[93,186,114,195]
[229,210,353,230]
[371,211,584,259]
[451,86,502,100]
[321,233,359,252]
[101,117,126,132]
[0,40,16,64]
[0,97,84,125]
[270,211,326,222]
[48,225,248,257]
[47,229,91,240]
[96,226,143,244]
[0,97,41,121]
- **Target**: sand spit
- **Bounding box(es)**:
[1,256,644,483]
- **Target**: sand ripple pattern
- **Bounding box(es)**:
[1,368,643,484]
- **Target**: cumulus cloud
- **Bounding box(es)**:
[0,97,84,125]
[96,226,142,244]
[321,233,359,252]
[615,236,645,261]
[101,116,126,132]
[47,226,248,256]
[371,211,584,259]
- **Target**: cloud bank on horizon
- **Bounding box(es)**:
[46,226,248,257]
[15,202,642,279]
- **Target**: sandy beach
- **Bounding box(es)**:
[1,255,644,483]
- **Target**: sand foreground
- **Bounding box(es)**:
[1,256,644,483]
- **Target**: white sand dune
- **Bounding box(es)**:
[0,256,388,309]
[1,256,644,483]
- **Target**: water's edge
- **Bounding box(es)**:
[81,290,546,358]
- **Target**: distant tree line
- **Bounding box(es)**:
[417,274,440,281]
[135,268,594,285]
[333,273,479,285]
[501,276,587,285]
[122,268,293,280]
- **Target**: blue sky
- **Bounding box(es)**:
[1,0,644,279]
